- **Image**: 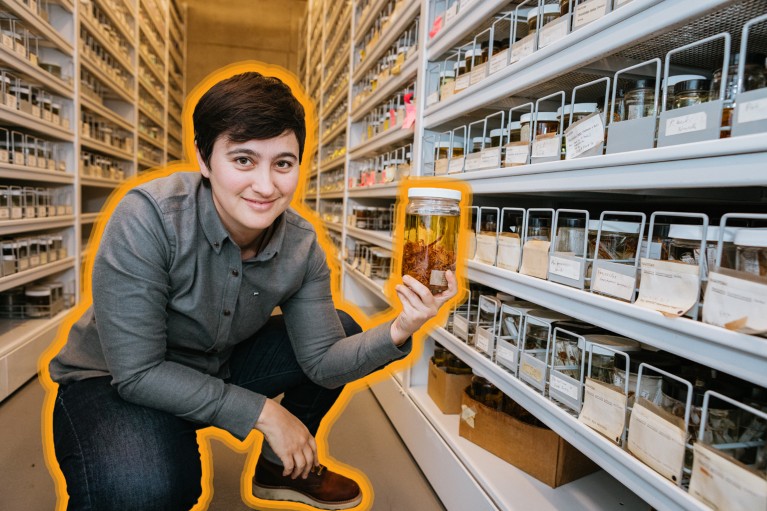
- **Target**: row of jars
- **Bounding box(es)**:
[360,85,413,143]
[79,26,131,93]
[323,74,348,112]
[319,167,344,193]
[344,236,393,281]
[138,63,162,93]
[138,2,165,46]
[0,69,68,128]
[138,113,162,141]
[80,150,127,180]
[355,0,410,67]
[80,67,111,106]
[349,143,412,188]
[137,140,162,165]
[321,133,346,164]
[0,185,71,220]
[448,286,766,478]
[0,234,67,277]
[319,200,343,225]
[81,113,133,154]
[0,127,67,171]
[323,99,348,137]
[88,0,134,42]
[352,18,419,112]
[139,94,164,122]
[82,0,132,66]
[0,279,72,319]
[0,15,45,66]
[347,204,393,232]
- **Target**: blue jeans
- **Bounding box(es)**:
[52,312,362,511]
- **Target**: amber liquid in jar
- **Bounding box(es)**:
[402,212,459,294]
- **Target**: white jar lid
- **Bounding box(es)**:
[440,70,455,78]
[588,220,641,234]
[508,121,521,130]
[472,137,491,144]
[527,5,561,21]
[464,48,481,58]
[489,128,507,137]
[51,102,61,108]
[733,228,767,248]
[25,286,52,297]
[527,309,572,324]
[668,224,736,242]
[663,74,707,88]
[408,187,462,201]
[579,334,641,355]
[556,103,599,117]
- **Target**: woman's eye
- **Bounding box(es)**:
[275,160,294,170]
[235,157,251,166]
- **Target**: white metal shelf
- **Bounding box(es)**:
[139,51,166,84]
[0,215,75,237]
[319,191,345,200]
[466,260,767,388]
[426,0,509,60]
[345,225,393,251]
[80,16,133,72]
[0,310,68,359]
[323,220,343,234]
[80,212,102,224]
[423,0,717,129]
[0,165,74,184]
[139,105,166,129]
[352,0,420,84]
[81,95,134,132]
[0,47,74,98]
[79,175,123,188]
[0,105,74,142]
[353,0,387,46]
[349,125,413,160]
[3,0,74,55]
[94,0,136,45]
[431,326,705,511]
[139,74,165,103]
[347,181,400,198]
[323,46,350,92]
[138,157,161,169]
[81,57,134,104]
[351,52,419,122]
[140,0,166,42]
[323,85,348,120]
[321,122,346,148]
[0,256,75,293]
[169,43,183,70]
[139,23,166,64]
[324,7,351,61]
[408,383,647,511]
[319,154,346,173]
[430,133,767,194]
[138,132,165,152]
[343,261,389,304]
[80,137,134,161]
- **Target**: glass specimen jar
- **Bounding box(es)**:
[587,220,641,261]
[559,0,570,15]
[470,376,503,409]
[526,216,551,241]
[711,52,767,138]
[672,78,710,110]
[663,74,706,111]
[508,121,522,143]
[534,111,560,137]
[489,128,506,148]
[524,309,572,355]
[612,349,679,406]
[445,352,472,375]
[471,136,491,153]
[464,48,480,73]
[433,343,449,367]
[623,79,656,120]
[527,5,561,35]
[556,103,599,128]
[25,285,52,318]
[667,224,736,275]
[734,228,767,277]
[402,187,461,294]
[555,216,587,254]
[519,113,533,142]
[439,69,455,88]
[581,334,641,384]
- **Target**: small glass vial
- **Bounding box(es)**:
[433,342,449,367]
[666,224,736,276]
[471,136,491,153]
[672,79,710,110]
[519,114,533,142]
[527,4,561,35]
[439,69,455,88]
[734,229,767,277]
[663,74,707,111]
[1,241,16,275]
[623,79,656,121]
[25,285,52,318]
[489,128,507,148]
[402,188,461,294]
[464,48,481,73]
[581,335,641,384]
[557,103,598,128]
[534,111,560,138]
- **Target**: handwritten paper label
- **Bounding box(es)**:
[475,327,493,354]
[444,4,458,25]
[579,378,627,444]
[689,442,767,511]
[520,357,544,383]
[635,258,700,316]
[440,81,456,101]
[737,97,767,123]
[504,142,530,166]
[2,34,12,49]
[474,233,496,264]
[42,110,52,122]
[32,105,41,118]
[470,62,487,86]
[5,93,16,109]
[497,234,521,271]
[573,0,609,29]
[434,158,448,175]
[463,152,484,171]
[665,111,707,136]
[510,34,535,63]
[565,112,604,159]
[480,147,501,168]
[426,91,440,107]
[453,314,469,341]
[0,149,7,163]
[538,16,569,48]
[548,255,583,281]
[454,73,471,92]
[628,399,687,483]
[489,49,509,74]
[430,269,447,287]
[0,207,8,219]
[27,155,36,167]
[496,344,515,367]
[550,373,580,401]
[532,135,560,158]
[520,239,550,279]
[592,267,636,301]
[447,156,464,174]
[703,269,767,335]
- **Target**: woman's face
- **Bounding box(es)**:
[198,131,300,248]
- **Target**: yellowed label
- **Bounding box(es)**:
[703,269,767,335]
[689,442,767,511]
[627,398,687,483]
[519,239,551,279]
[579,377,627,444]
[636,258,700,316]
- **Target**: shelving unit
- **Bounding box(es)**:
[301,0,767,509]
[0,0,186,403]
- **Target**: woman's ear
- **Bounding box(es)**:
[196,144,211,178]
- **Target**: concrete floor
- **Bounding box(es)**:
[0,378,445,511]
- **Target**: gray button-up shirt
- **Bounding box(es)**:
[49,171,409,440]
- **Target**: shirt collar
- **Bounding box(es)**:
[197,178,287,260]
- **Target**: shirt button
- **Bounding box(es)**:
[253,291,259,296]
[223,309,231,316]
[231,269,239,277]
[213,242,220,248]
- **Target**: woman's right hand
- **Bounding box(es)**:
[256,399,318,479]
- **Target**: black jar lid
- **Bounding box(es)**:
[631,78,656,90]
[726,51,766,67]
[674,78,711,95]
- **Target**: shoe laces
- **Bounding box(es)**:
[310,464,326,476]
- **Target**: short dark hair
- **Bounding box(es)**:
[193,72,306,169]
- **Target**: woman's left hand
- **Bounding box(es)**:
[390,270,458,346]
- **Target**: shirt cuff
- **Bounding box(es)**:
[216,383,267,441]
[365,319,413,364]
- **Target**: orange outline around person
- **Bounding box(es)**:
[38,60,470,511]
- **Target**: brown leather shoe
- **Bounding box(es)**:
[252,457,362,510]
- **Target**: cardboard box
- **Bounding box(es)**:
[458,389,599,488]
[427,359,474,414]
